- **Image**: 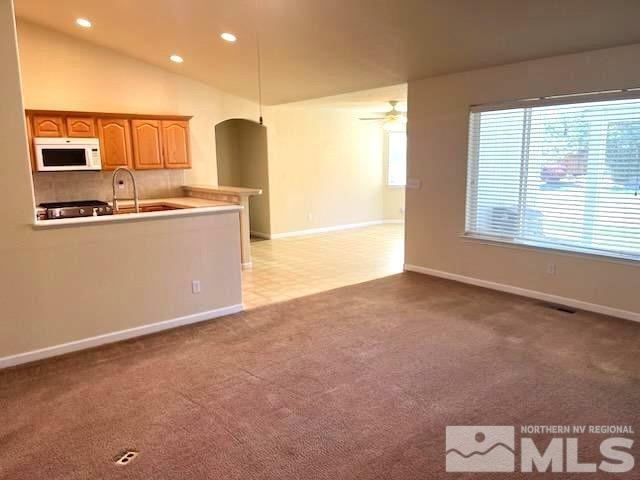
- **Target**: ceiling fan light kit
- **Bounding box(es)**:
[383,115,407,131]
[359,100,407,130]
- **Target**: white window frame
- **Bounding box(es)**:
[385,130,407,187]
[464,88,640,264]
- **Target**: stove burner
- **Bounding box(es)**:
[40,200,113,220]
[39,200,109,209]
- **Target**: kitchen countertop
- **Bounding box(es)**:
[33,196,241,229]
[184,185,262,196]
[114,196,233,209]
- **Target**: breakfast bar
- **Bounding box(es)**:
[33,187,261,268]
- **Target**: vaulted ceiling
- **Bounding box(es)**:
[14,0,640,105]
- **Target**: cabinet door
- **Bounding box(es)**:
[32,115,64,137]
[131,119,163,169]
[66,117,96,137]
[97,118,132,170]
[162,120,191,169]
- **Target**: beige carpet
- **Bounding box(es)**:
[1,272,639,479]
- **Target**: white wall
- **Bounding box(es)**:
[0,3,242,363]
[383,187,405,221]
[265,105,384,234]
[17,20,259,186]
[406,43,640,317]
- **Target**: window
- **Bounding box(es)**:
[466,93,640,261]
[386,131,407,186]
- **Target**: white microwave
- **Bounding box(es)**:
[34,137,102,172]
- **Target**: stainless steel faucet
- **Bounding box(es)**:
[112,167,139,213]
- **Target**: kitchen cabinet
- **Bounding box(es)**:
[32,115,64,137]
[97,118,133,170]
[25,109,192,171]
[66,117,96,137]
[162,120,191,169]
[131,119,163,169]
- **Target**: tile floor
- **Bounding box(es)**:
[242,223,404,308]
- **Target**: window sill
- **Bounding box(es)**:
[460,233,640,267]
[386,184,406,189]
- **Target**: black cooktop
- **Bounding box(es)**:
[39,200,109,209]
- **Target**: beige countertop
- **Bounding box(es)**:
[184,185,262,196]
[35,196,234,213]
[113,196,233,209]
[33,196,241,229]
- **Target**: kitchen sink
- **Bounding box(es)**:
[113,204,184,214]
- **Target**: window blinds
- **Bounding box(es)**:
[465,93,640,260]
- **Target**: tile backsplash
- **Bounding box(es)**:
[32,170,185,204]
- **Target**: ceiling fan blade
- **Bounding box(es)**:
[359,117,386,121]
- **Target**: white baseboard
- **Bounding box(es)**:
[0,304,244,370]
[270,219,403,239]
[404,264,640,323]
[270,220,383,239]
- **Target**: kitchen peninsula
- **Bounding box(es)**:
[33,187,261,269]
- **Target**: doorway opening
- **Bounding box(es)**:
[214,119,271,238]
[215,86,407,309]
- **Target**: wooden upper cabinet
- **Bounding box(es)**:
[32,115,64,137]
[97,118,133,170]
[26,110,192,170]
[131,119,163,169]
[66,117,96,137]
[162,120,191,169]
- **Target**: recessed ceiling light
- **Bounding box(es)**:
[169,55,184,63]
[76,18,92,28]
[220,32,237,43]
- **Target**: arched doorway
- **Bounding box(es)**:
[215,119,271,238]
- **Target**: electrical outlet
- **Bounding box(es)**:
[546,263,557,276]
[399,207,405,214]
[307,212,313,221]
[192,280,201,294]
[406,178,422,190]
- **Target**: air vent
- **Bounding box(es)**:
[114,450,139,465]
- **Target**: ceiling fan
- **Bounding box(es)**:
[359,100,407,130]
